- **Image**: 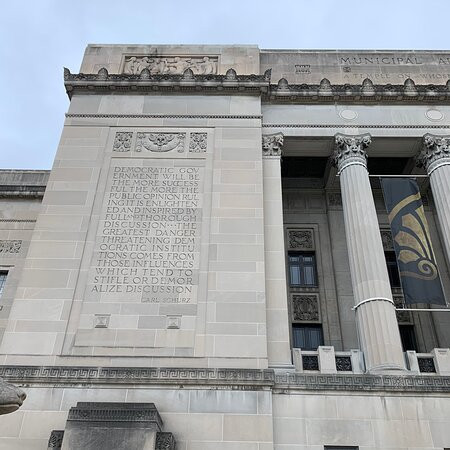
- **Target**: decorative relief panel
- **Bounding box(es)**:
[189,133,207,152]
[123,56,218,75]
[381,230,394,251]
[394,295,413,324]
[292,294,320,322]
[287,229,314,250]
[135,132,186,153]
[0,240,22,254]
[327,192,342,207]
[262,133,284,157]
[113,132,133,152]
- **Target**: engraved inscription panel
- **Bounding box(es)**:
[89,160,203,305]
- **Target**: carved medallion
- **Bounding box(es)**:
[189,133,207,152]
[288,230,314,250]
[292,294,320,322]
[135,133,186,153]
[113,132,133,152]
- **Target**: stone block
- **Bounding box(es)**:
[432,348,450,375]
[61,403,162,450]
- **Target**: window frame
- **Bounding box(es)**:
[288,251,318,288]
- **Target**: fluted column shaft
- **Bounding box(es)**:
[418,134,450,268]
[334,134,405,372]
[262,134,291,366]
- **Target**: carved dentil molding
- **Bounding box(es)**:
[262,132,284,157]
[416,133,450,174]
[333,133,372,174]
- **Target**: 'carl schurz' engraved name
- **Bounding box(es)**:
[91,165,203,304]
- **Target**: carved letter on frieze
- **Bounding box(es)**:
[262,133,284,157]
[292,294,320,322]
[189,133,207,152]
[135,133,186,153]
[288,230,314,250]
[113,132,133,152]
[123,56,218,75]
[0,240,22,254]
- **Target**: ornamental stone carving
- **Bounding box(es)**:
[327,192,342,207]
[262,133,284,156]
[113,132,133,152]
[288,230,314,250]
[0,240,22,254]
[48,430,64,449]
[332,133,372,174]
[156,432,176,450]
[189,133,207,152]
[0,379,26,415]
[394,295,412,324]
[123,56,218,75]
[292,294,320,322]
[136,132,185,153]
[416,133,450,174]
[381,230,394,251]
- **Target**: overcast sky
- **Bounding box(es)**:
[1,0,449,169]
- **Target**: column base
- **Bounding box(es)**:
[366,363,408,375]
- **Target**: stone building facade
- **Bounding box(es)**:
[0,45,450,449]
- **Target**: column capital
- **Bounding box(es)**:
[262,133,284,157]
[333,133,372,174]
[416,133,450,174]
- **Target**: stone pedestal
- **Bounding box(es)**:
[262,133,292,366]
[333,133,405,373]
[60,402,172,450]
[417,134,450,268]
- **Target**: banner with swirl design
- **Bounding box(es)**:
[381,178,446,305]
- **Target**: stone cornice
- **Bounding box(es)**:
[64,67,271,98]
[64,68,450,103]
[416,133,450,174]
[267,77,450,103]
[2,366,450,393]
[0,185,46,198]
[333,133,372,174]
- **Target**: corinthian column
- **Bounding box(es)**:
[262,133,291,366]
[333,133,405,372]
[417,134,450,267]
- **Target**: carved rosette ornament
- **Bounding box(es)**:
[416,134,450,175]
[332,133,372,174]
[262,133,284,157]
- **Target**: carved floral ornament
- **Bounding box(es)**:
[262,133,284,157]
[416,133,450,174]
[292,294,320,322]
[332,133,372,174]
[113,131,207,153]
[0,240,22,254]
[288,229,314,250]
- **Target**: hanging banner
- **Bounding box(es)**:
[381,177,446,305]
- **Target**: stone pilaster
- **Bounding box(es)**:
[262,133,291,366]
[333,133,405,373]
[417,134,450,268]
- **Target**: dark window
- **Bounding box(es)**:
[399,324,418,352]
[385,251,401,288]
[288,252,317,287]
[292,324,324,350]
[325,447,359,450]
[0,271,7,298]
